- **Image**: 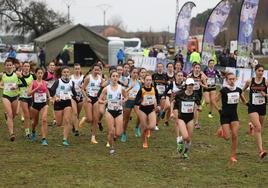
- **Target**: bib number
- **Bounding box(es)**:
[34,93,47,103]
[193,81,200,90]
[4,83,17,91]
[60,91,71,100]
[227,92,239,104]
[142,95,155,106]
[128,89,138,99]
[156,85,165,95]
[108,100,122,111]
[252,93,265,105]
[181,101,194,113]
[88,87,100,97]
[207,77,216,86]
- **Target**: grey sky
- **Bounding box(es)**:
[45,0,220,32]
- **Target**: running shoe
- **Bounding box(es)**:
[121,132,127,142]
[154,126,160,131]
[53,119,57,126]
[208,113,214,119]
[164,121,169,127]
[143,139,148,149]
[25,134,31,140]
[194,123,201,129]
[91,137,98,144]
[74,130,79,137]
[98,122,104,132]
[63,139,69,146]
[182,153,189,160]
[79,117,87,128]
[109,149,116,155]
[177,142,184,153]
[10,134,15,142]
[41,138,48,146]
[259,150,267,159]
[21,116,25,122]
[216,128,224,138]
[230,156,238,163]
[31,132,37,142]
[135,128,141,137]
[106,142,110,148]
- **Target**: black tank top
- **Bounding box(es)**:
[249,77,267,105]
[220,87,242,114]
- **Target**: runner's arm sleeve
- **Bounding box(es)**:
[50,80,59,97]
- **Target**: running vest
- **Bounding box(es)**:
[128,79,140,100]
[220,87,242,114]
[204,68,217,88]
[107,84,123,111]
[46,71,56,89]
[2,72,19,97]
[55,79,73,100]
[71,75,84,97]
[141,87,156,106]
[189,72,202,91]
[249,77,267,106]
[20,74,34,99]
[172,81,185,93]
[152,73,168,95]
[174,90,200,114]
[32,80,47,103]
[87,74,102,97]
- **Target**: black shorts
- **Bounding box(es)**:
[54,100,72,111]
[3,95,18,103]
[88,96,98,105]
[139,105,155,116]
[107,109,122,119]
[203,87,216,92]
[178,113,194,124]
[220,112,239,125]
[19,98,33,107]
[248,104,266,116]
[72,96,83,104]
[32,102,47,111]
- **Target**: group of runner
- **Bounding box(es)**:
[0,58,267,160]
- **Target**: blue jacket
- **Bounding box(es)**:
[8,50,16,58]
[117,49,125,60]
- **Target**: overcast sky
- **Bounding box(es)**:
[45,0,220,32]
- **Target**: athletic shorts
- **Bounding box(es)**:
[32,102,47,111]
[248,104,266,116]
[54,100,72,111]
[2,95,18,103]
[107,109,122,119]
[178,113,194,124]
[139,105,154,116]
[124,100,135,109]
[87,96,98,105]
[220,112,239,125]
[19,98,33,107]
[72,96,83,104]
[203,87,216,92]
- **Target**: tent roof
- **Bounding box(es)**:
[34,24,108,43]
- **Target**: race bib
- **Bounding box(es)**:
[88,87,100,97]
[128,89,138,99]
[207,77,216,86]
[60,91,71,100]
[108,100,122,111]
[142,95,155,106]
[21,89,30,98]
[34,93,47,103]
[252,93,265,105]
[193,81,200,90]
[227,92,239,104]
[181,101,195,113]
[4,82,17,91]
[156,85,165,95]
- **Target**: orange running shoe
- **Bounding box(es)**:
[230,156,238,163]
[259,150,267,159]
[143,139,148,149]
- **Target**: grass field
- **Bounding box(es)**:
[0,65,267,188]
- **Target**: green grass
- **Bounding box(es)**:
[0,65,267,187]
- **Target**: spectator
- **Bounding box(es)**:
[143,48,150,57]
[189,49,201,64]
[175,50,184,64]
[38,48,46,70]
[219,49,229,67]
[228,53,237,67]
[149,48,155,57]
[117,48,125,65]
[8,46,16,59]
[157,49,166,59]
[61,49,70,66]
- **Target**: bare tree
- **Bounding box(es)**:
[0,0,68,39]
[107,15,126,31]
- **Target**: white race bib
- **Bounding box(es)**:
[88,87,100,97]
[227,92,240,104]
[34,93,47,103]
[193,81,200,90]
[108,100,122,111]
[181,101,195,113]
[156,85,165,95]
[252,93,265,105]
[21,89,30,98]
[207,77,216,86]
[142,95,155,106]
[4,83,17,91]
[60,91,71,100]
